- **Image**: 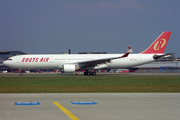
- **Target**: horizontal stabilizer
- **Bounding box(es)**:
[153,53,175,60]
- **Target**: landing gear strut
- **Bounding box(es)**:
[19,70,23,76]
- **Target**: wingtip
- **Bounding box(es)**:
[121,53,129,57]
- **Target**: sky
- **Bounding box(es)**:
[0,0,180,56]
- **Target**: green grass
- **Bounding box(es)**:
[0,76,180,93]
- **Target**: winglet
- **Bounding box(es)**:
[120,53,129,58]
[140,31,171,54]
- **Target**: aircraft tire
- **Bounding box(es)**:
[92,72,96,75]
[20,72,23,76]
[88,72,92,75]
[84,72,88,75]
[84,72,96,76]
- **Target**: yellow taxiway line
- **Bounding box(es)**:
[53,102,79,120]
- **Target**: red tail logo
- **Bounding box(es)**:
[153,39,166,50]
[141,32,171,54]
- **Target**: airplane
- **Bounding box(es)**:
[3,31,173,76]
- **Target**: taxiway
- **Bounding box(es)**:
[1,93,180,120]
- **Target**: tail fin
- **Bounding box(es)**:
[140,31,171,54]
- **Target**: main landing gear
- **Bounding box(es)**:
[84,70,96,75]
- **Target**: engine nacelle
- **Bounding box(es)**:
[63,64,76,73]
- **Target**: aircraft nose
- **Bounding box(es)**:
[3,60,8,66]
[3,59,12,67]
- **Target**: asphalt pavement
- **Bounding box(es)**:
[1,93,180,120]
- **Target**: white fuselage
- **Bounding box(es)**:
[3,54,155,70]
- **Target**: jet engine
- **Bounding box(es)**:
[63,64,76,73]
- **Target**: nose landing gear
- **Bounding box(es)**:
[19,69,23,76]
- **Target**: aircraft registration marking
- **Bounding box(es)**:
[130,58,138,61]
[53,102,79,120]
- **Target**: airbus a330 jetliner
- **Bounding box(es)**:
[3,31,173,75]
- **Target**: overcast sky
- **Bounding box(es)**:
[0,0,180,56]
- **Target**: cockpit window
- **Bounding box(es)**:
[7,59,12,61]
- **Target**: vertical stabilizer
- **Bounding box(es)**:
[140,31,171,54]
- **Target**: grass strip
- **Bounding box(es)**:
[0,76,180,93]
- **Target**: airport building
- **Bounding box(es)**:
[0,51,26,60]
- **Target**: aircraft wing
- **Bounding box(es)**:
[72,53,129,67]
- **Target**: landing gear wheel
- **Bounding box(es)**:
[84,72,88,75]
[88,72,92,75]
[83,71,96,76]
[92,72,96,75]
[20,72,23,76]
